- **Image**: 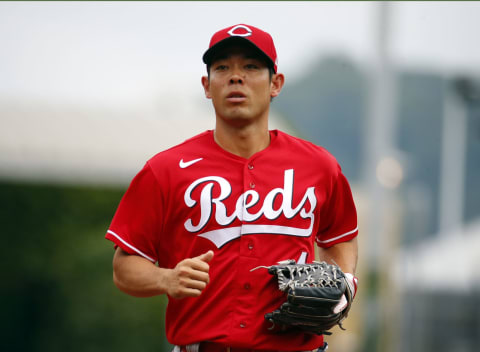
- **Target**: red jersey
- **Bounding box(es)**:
[106,130,358,351]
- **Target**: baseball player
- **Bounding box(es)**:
[106,24,358,352]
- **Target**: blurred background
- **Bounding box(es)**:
[1,1,480,352]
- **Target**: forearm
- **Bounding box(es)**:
[113,247,170,297]
[112,247,213,299]
[317,237,358,275]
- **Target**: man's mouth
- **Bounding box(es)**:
[226,92,246,103]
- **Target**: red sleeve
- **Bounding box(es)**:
[315,166,358,248]
[105,163,163,263]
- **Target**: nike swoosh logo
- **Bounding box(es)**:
[179,158,203,168]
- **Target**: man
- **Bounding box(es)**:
[106,24,358,352]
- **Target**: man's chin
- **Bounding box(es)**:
[219,114,256,127]
[220,108,251,120]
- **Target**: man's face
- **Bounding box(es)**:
[201,44,283,127]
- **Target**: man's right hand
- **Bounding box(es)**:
[165,250,214,299]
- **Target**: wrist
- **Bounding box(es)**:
[345,273,358,299]
[156,267,174,296]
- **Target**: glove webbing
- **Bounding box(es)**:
[276,262,344,292]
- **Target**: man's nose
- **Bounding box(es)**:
[229,75,244,84]
[229,66,244,84]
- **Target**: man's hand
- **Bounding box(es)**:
[165,250,214,299]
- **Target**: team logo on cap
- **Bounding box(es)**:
[227,25,252,37]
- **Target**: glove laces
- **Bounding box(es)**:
[277,262,343,291]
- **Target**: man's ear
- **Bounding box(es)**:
[270,73,285,98]
[201,76,212,99]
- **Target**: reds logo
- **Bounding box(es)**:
[183,169,317,248]
[227,24,252,37]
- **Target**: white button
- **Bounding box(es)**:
[248,164,254,170]
[250,182,255,188]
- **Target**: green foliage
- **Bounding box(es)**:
[0,182,171,352]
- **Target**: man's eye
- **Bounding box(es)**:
[246,64,259,69]
[215,65,227,71]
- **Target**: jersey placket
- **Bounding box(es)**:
[231,158,260,336]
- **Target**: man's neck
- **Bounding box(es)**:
[213,122,271,159]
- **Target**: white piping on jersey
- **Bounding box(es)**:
[316,226,358,244]
[198,221,314,249]
[107,230,156,263]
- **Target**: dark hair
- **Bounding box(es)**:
[206,64,275,81]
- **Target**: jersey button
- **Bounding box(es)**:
[240,322,246,328]
[248,164,254,170]
[244,283,251,290]
[248,242,254,250]
[249,182,255,188]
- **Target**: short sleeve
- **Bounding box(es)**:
[316,166,358,248]
[105,163,163,263]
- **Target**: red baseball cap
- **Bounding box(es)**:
[202,24,278,73]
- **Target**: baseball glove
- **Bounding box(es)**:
[262,260,353,335]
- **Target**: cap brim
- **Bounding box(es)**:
[202,36,275,71]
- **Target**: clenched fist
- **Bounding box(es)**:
[165,250,214,299]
